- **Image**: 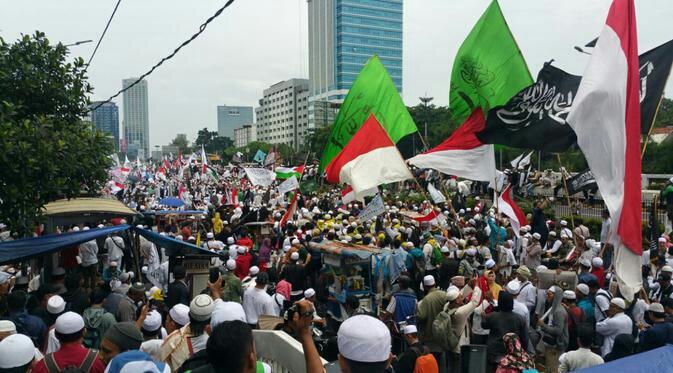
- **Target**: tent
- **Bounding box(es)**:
[576,345,673,373]
[0,225,129,264]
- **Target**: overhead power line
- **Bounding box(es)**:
[90,0,236,112]
[85,0,123,71]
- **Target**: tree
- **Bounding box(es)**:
[170,134,191,154]
[0,31,113,236]
[193,127,234,154]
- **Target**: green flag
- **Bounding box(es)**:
[449,0,533,123]
[319,56,417,171]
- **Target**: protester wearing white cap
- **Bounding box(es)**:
[139,310,164,361]
[595,297,633,357]
[337,315,391,371]
[166,304,190,334]
[0,334,35,371]
[161,295,215,370]
[458,248,478,278]
[390,323,435,373]
[44,295,67,353]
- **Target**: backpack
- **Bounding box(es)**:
[430,245,443,266]
[44,348,98,373]
[82,325,101,349]
[431,306,459,351]
[410,345,439,373]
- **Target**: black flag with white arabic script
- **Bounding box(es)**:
[477,39,673,152]
[566,169,597,196]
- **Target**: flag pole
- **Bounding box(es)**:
[556,154,576,232]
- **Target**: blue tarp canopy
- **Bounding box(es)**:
[0,225,129,264]
[158,197,184,207]
[142,210,207,216]
[576,345,673,373]
[132,227,216,257]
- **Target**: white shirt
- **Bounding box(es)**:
[242,287,275,324]
[516,281,537,310]
[79,240,99,266]
[46,328,59,354]
[271,293,286,317]
[512,300,529,323]
[105,236,125,263]
[594,289,612,322]
[544,239,562,255]
[559,347,604,372]
[596,312,633,357]
[600,218,612,243]
[140,339,163,361]
[422,243,435,270]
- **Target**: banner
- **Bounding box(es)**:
[265,149,276,167]
[359,194,386,223]
[277,176,299,195]
[639,39,673,134]
[565,169,597,196]
[427,183,446,204]
[510,150,534,168]
[253,150,267,164]
[244,168,276,187]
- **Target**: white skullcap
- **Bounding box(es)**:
[110,261,118,267]
[466,208,472,212]
[648,302,665,313]
[227,237,235,244]
[446,286,460,301]
[560,220,568,226]
[97,224,105,228]
[136,224,144,229]
[459,209,465,214]
[142,310,162,332]
[206,232,214,239]
[405,242,414,248]
[659,237,667,243]
[506,280,521,295]
[403,324,417,335]
[249,266,259,276]
[532,232,541,240]
[576,283,590,295]
[591,257,603,267]
[304,288,316,298]
[190,294,215,322]
[0,334,35,368]
[47,295,65,315]
[290,252,300,260]
[0,320,15,333]
[226,259,236,271]
[440,246,450,253]
[169,304,190,326]
[53,267,66,276]
[292,239,301,245]
[82,226,90,231]
[338,315,391,363]
[548,231,557,236]
[662,265,673,274]
[563,290,576,300]
[485,259,496,269]
[423,275,435,287]
[237,246,245,254]
[536,265,548,272]
[72,226,80,232]
[465,248,476,256]
[211,301,246,328]
[55,311,85,334]
[579,258,591,267]
[610,297,626,310]
[188,236,195,241]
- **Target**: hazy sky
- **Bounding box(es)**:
[2,0,673,147]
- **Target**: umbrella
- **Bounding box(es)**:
[159,197,184,207]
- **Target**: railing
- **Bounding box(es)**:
[252,330,329,373]
[551,199,667,224]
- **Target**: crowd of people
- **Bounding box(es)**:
[0,160,672,373]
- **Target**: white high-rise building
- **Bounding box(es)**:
[122,78,150,156]
[234,124,257,148]
[255,79,310,150]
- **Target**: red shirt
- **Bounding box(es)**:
[235,252,253,280]
[591,267,606,288]
[32,342,106,373]
[236,236,253,248]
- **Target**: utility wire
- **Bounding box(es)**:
[85,0,123,71]
[90,0,236,112]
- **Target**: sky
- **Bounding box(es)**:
[2,0,673,148]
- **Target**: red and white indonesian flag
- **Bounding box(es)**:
[567,0,642,299]
[201,145,208,174]
[326,114,413,200]
[281,192,299,228]
[497,185,528,237]
[341,185,378,204]
[407,109,496,182]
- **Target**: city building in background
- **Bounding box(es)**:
[234,124,257,148]
[217,105,254,138]
[122,78,150,157]
[307,0,404,128]
[255,78,309,150]
[89,101,120,150]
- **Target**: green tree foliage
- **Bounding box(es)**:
[193,127,233,154]
[653,98,673,128]
[0,32,112,236]
[407,101,457,148]
[304,125,334,157]
[170,134,191,154]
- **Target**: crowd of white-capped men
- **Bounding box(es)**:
[0,160,672,373]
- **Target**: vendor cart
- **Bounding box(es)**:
[308,241,381,319]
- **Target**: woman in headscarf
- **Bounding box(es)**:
[484,270,502,300]
[537,285,569,373]
[258,238,272,272]
[496,333,536,373]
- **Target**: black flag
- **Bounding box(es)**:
[477,40,673,151]
[565,169,597,196]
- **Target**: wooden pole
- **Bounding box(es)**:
[556,154,576,231]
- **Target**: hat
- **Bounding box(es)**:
[146,286,164,301]
[440,246,450,253]
[532,232,541,240]
[210,301,246,328]
[55,311,85,334]
[110,261,118,267]
[304,288,316,298]
[548,231,557,237]
[517,266,531,279]
[249,266,259,276]
[206,232,214,239]
[47,295,65,315]
[53,267,66,276]
[292,238,300,245]
[290,252,300,261]
[403,325,417,335]
[337,315,391,363]
[119,271,134,282]
[576,283,590,295]
[466,248,477,256]
[423,275,435,287]
[446,286,460,301]
[485,259,496,269]
[610,297,626,310]
[649,302,665,313]
[592,257,603,267]
[169,304,190,326]
[662,265,673,274]
[104,322,144,351]
[105,350,168,373]
[506,280,521,295]
[579,258,591,267]
[227,237,235,244]
[226,259,236,271]
[237,246,246,254]
[560,220,568,226]
[190,294,215,321]
[563,290,576,300]
[142,310,162,332]
[451,276,465,287]
[0,334,35,369]
[0,320,15,333]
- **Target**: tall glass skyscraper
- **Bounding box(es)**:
[308,0,403,127]
[122,78,149,157]
[89,101,120,150]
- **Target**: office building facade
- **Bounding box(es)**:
[89,101,120,150]
[217,105,254,138]
[234,124,257,148]
[122,78,150,156]
[307,0,404,128]
[255,79,310,150]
